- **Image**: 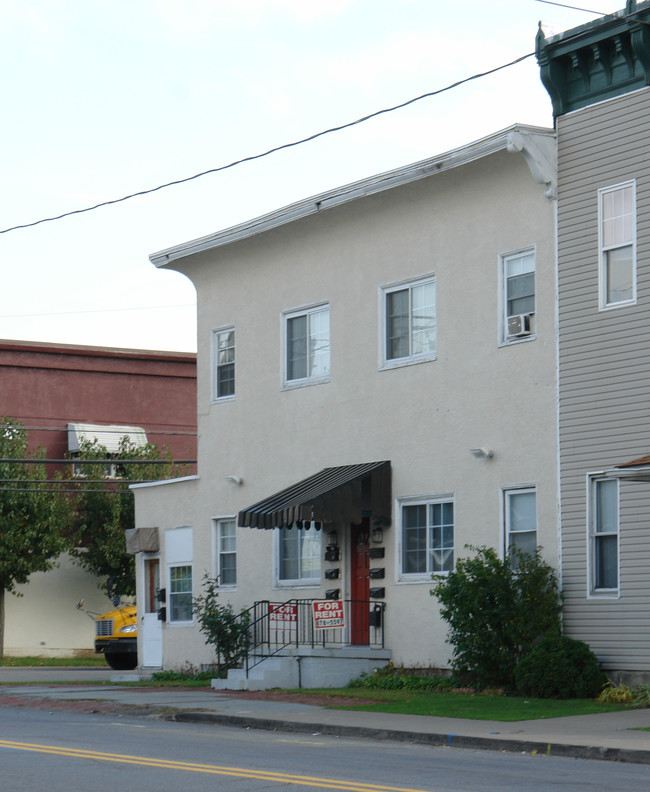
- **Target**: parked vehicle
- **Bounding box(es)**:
[77,599,138,670]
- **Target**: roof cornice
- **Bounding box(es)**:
[150,124,555,269]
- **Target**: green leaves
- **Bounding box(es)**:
[193,574,250,675]
[431,545,561,690]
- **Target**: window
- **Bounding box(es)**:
[284,305,330,386]
[502,250,535,342]
[169,564,193,622]
[401,498,454,577]
[278,524,321,584]
[590,478,619,593]
[382,276,436,366]
[215,518,237,586]
[599,181,636,308]
[505,488,537,560]
[213,327,235,399]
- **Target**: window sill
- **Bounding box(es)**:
[281,376,330,391]
[380,353,436,372]
[211,395,235,405]
[499,334,536,348]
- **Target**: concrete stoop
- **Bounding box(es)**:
[211,647,391,691]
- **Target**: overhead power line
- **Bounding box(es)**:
[0,52,534,236]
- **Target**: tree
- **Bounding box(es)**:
[67,437,185,597]
[0,418,71,657]
[430,545,561,690]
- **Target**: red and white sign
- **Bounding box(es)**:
[269,603,297,623]
[312,600,345,630]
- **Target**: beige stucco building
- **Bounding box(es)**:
[132,124,558,682]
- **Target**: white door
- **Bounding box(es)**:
[141,557,163,668]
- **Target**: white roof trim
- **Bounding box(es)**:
[150,124,555,268]
[603,466,650,482]
[68,423,148,454]
[130,474,200,490]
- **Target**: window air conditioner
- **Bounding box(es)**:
[507,313,532,338]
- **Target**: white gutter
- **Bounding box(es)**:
[150,124,556,269]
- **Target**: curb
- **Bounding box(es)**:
[169,711,650,766]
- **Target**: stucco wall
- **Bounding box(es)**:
[136,140,558,671]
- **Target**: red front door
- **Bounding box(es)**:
[350,519,370,645]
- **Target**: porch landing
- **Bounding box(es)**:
[211,646,391,691]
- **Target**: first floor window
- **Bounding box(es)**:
[384,276,436,365]
[285,305,330,385]
[216,518,237,586]
[214,327,235,399]
[599,181,636,308]
[505,488,537,561]
[401,499,454,576]
[590,478,619,593]
[169,564,193,622]
[278,524,321,583]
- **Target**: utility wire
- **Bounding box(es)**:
[0,52,534,236]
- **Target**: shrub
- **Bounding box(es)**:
[514,636,606,699]
[348,665,456,692]
[431,546,561,690]
[193,575,250,675]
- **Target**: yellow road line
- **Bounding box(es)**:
[0,739,433,792]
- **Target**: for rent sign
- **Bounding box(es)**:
[312,600,345,630]
[269,603,297,623]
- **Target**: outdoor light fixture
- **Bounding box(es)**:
[371,526,384,544]
[327,530,338,546]
[470,447,494,459]
[224,475,243,485]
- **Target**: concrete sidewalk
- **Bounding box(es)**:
[1,668,649,764]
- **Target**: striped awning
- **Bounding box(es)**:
[238,461,391,530]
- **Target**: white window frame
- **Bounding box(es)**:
[276,524,322,587]
[380,274,436,369]
[503,487,538,562]
[398,495,454,581]
[282,303,330,389]
[598,180,636,310]
[168,564,193,623]
[587,475,620,598]
[214,516,237,588]
[212,325,235,402]
[499,248,536,345]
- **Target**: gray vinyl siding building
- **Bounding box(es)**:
[540,3,650,680]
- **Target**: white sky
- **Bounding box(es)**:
[0,0,624,353]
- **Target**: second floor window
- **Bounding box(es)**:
[383,276,436,366]
[284,304,330,386]
[214,327,235,399]
[599,181,636,308]
[502,250,535,342]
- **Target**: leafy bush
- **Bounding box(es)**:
[515,636,606,699]
[431,546,561,690]
[599,682,650,707]
[349,665,456,691]
[193,575,250,675]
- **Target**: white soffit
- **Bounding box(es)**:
[150,124,556,268]
[67,423,148,454]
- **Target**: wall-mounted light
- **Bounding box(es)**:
[371,526,384,544]
[225,475,243,485]
[470,447,494,459]
[327,530,338,546]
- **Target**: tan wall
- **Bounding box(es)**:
[136,142,558,670]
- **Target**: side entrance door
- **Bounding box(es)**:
[350,518,370,645]
[141,556,163,668]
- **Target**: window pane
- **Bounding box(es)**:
[507,272,535,316]
[169,565,192,621]
[509,529,537,558]
[411,282,436,356]
[218,520,237,585]
[220,553,237,586]
[279,528,300,580]
[309,308,330,378]
[602,186,633,246]
[606,247,633,304]
[508,491,536,533]
[287,315,307,380]
[402,504,427,573]
[595,480,617,533]
[595,534,618,589]
[300,529,321,580]
[216,329,235,397]
[386,289,409,360]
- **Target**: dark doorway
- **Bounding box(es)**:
[350,517,370,644]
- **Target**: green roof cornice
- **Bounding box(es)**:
[537,0,650,116]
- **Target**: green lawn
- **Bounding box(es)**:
[297,687,630,721]
[0,656,108,667]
